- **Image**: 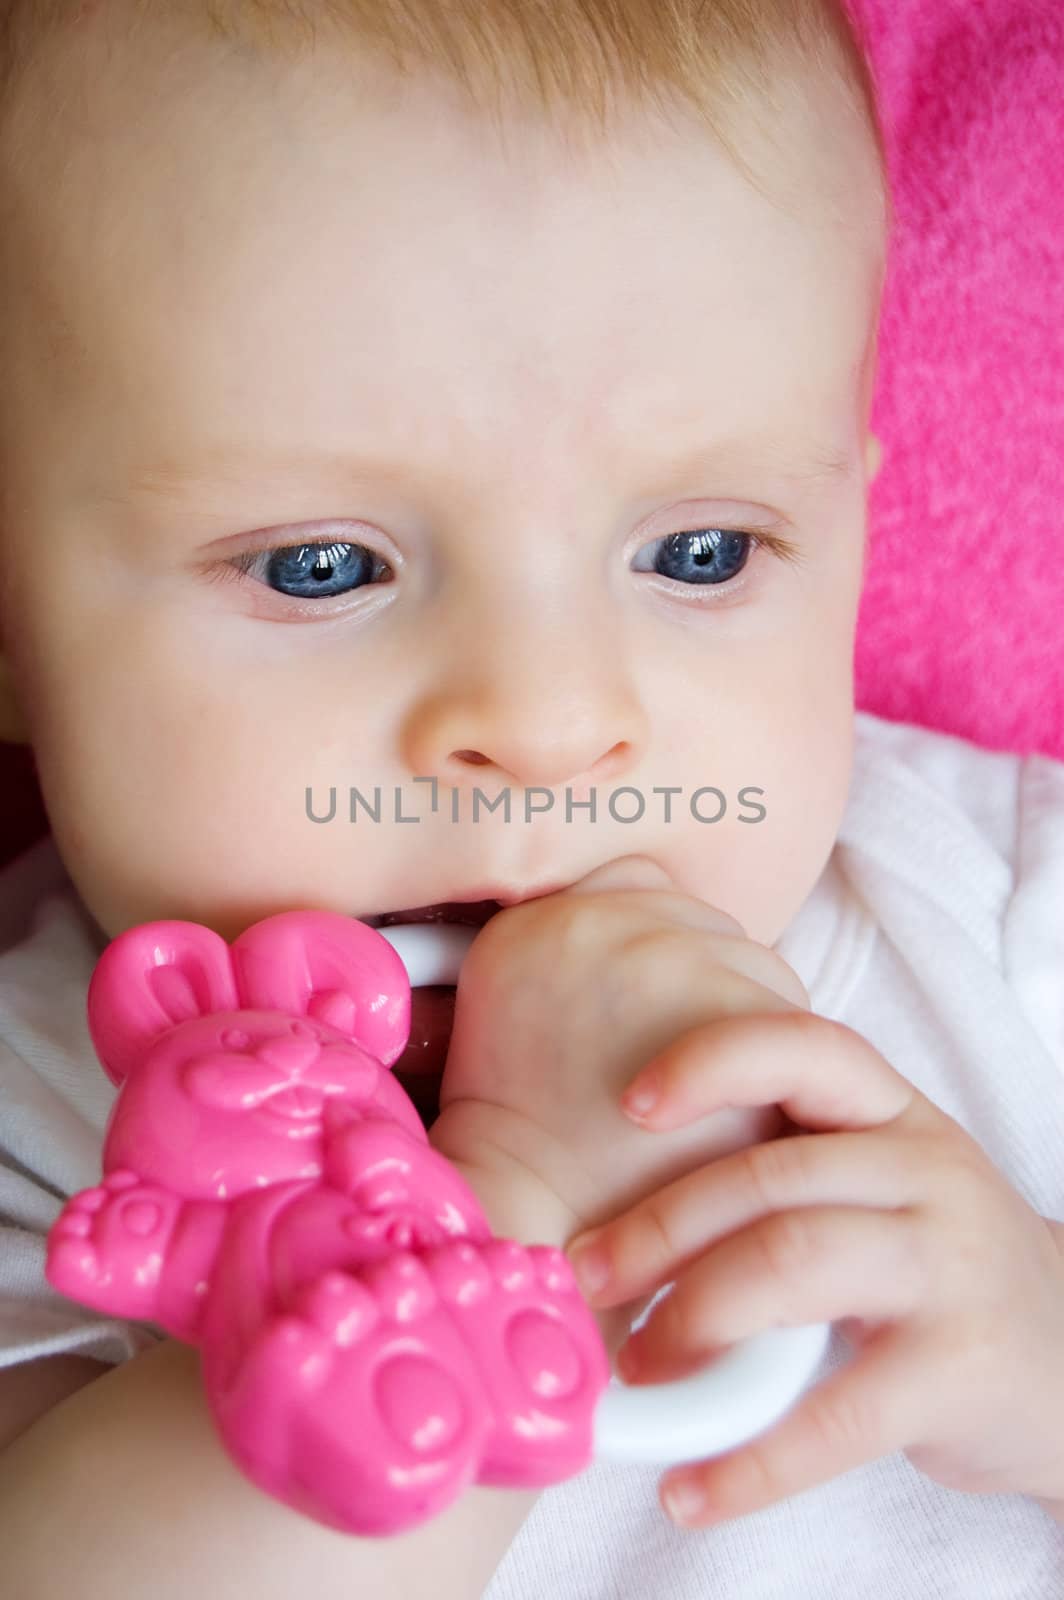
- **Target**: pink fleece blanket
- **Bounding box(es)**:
[850,0,1063,761]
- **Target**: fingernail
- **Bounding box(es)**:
[621,1069,660,1120]
[566,1232,611,1295]
[663,1474,706,1525]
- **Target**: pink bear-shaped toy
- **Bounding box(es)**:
[45,910,610,1536]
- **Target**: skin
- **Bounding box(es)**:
[4,9,1063,1542]
[429,860,1064,1522]
[0,7,886,954]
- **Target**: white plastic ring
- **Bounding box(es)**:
[376,920,832,1467]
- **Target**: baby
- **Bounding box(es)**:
[0,1,1062,1597]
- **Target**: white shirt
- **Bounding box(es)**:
[2,710,1063,1596]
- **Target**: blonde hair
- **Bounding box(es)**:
[1,0,890,221]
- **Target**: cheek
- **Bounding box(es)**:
[658,639,854,945]
[741,709,853,943]
[23,624,384,938]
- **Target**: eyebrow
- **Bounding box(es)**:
[652,436,856,489]
[107,432,856,506]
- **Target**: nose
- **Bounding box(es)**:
[254,1035,321,1076]
[400,611,650,794]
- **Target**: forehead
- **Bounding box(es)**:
[3,14,883,486]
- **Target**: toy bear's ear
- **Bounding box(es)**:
[87,921,239,1086]
[229,910,411,1067]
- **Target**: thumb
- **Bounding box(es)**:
[564,855,678,897]
[564,855,747,940]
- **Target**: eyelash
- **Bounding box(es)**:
[205,526,806,609]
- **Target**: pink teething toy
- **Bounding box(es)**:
[45,909,830,1535]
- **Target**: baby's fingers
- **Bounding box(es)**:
[621,1010,918,1134]
[615,1205,922,1382]
[657,1326,926,1528]
[567,1125,925,1310]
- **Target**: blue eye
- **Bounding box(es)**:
[232,540,392,600]
[220,522,797,610]
[634,528,754,587]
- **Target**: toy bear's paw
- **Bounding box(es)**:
[431,1237,610,1485]
[205,1252,493,1536]
[46,1170,181,1319]
[203,1238,609,1536]
[323,1112,492,1244]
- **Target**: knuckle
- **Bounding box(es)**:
[632,1200,685,1277]
[706,937,811,1011]
[771,1005,829,1044]
[616,923,677,966]
[618,892,746,942]
[686,905,747,939]
[724,1441,788,1507]
[754,1207,820,1282]
[739,1136,800,1210]
[750,949,813,1011]
[615,922,723,987]
[721,969,783,1015]
[772,1012,872,1122]
[806,1381,880,1456]
[487,894,599,967]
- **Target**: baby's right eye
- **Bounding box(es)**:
[228,539,394,602]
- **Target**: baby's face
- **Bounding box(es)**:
[0,13,885,950]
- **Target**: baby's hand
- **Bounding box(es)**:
[561,1007,1064,1526]
[429,856,809,1345]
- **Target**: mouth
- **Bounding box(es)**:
[357,887,569,1128]
[358,901,503,1131]
[260,1085,326,1132]
[363,899,505,932]
[361,880,573,933]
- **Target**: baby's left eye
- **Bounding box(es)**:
[633,527,755,588]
